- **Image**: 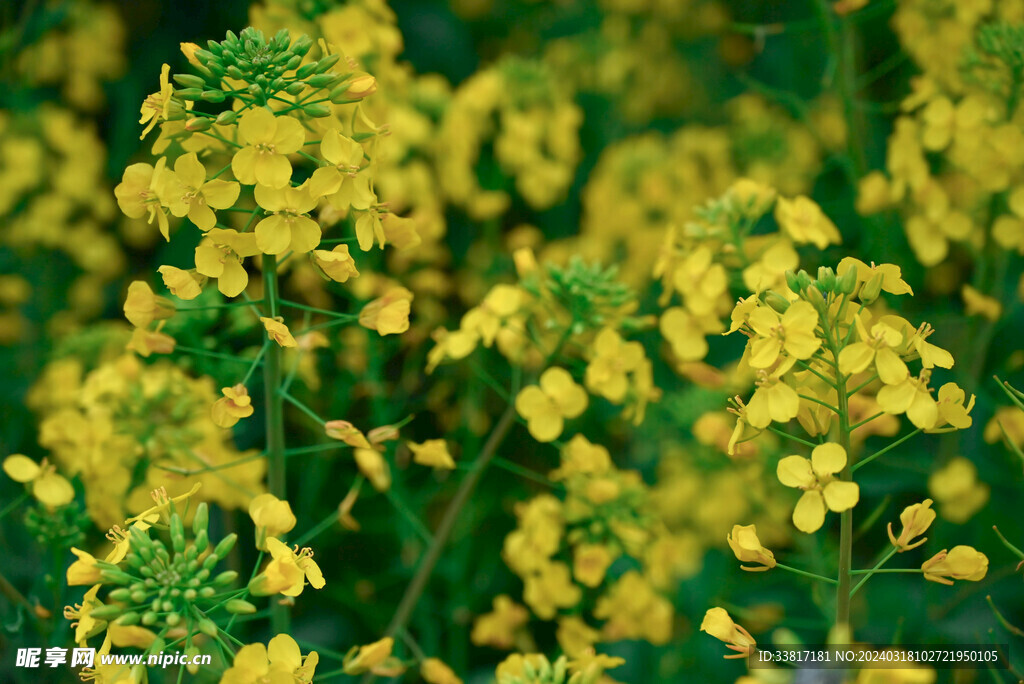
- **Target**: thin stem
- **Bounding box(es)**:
[0,492,28,521]
[798,394,841,414]
[361,404,517,684]
[279,389,327,427]
[848,568,923,574]
[490,457,560,488]
[850,546,898,596]
[241,341,270,387]
[261,253,289,634]
[766,426,819,448]
[280,299,355,319]
[293,509,339,548]
[851,428,922,473]
[849,411,884,432]
[848,374,879,396]
[775,563,839,585]
[794,358,838,388]
[383,488,435,546]
[174,345,257,365]
[992,526,1024,560]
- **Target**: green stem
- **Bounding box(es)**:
[850,546,898,596]
[851,428,922,473]
[848,411,884,432]
[775,563,839,585]
[992,526,1024,560]
[174,345,257,365]
[825,301,854,633]
[241,341,270,387]
[293,509,339,547]
[361,404,518,684]
[261,253,289,634]
[848,568,923,574]
[279,389,327,427]
[766,425,819,448]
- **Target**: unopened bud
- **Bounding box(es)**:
[817,266,836,292]
[225,599,257,615]
[859,272,883,305]
[763,291,791,314]
[836,265,858,295]
[173,74,206,89]
[345,74,377,99]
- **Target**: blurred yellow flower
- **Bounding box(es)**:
[700,607,756,659]
[408,439,455,469]
[211,384,254,428]
[260,317,298,348]
[249,493,297,551]
[3,454,74,508]
[727,524,777,571]
[515,367,588,442]
[921,546,988,585]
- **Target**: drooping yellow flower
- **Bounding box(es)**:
[359,288,413,335]
[421,658,462,684]
[194,228,260,297]
[211,384,254,428]
[64,584,106,646]
[746,301,821,368]
[888,499,935,552]
[162,152,240,230]
[343,637,394,676]
[3,454,74,507]
[157,265,203,300]
[515,367,588,442]
[523,561,583,619]
[962,284,1002,321]
[126,327,176,358]
[471,595,530,650]
[66,548,101,586]
[260,317,298,348]
[407,439,456,469]
[354,448,391,492]
[249,538,325,597]
[231,107,305,189]
[313,245,359,282]
[774,195,841,248]
[253,182,321,255]
[249,493,297,551]
[777,442,859,533]
[138,64,180,140]
[930,382,975,431]
[745,367,800,429]
[921,546,988,585]
[928,457,989,523]
[700,607,756,659]
[123,280,175,328]
[221,634,319,684]
[726,524,777,571]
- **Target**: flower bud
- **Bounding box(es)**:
[290,35,313,57]
[215,110,238,126]
[314,54,341,74]
[345,73,377,99]
[817,266,836,292]
[887,499,935,551]
[225,599,258,615]
[201,90,226,103]
[859,272,884,305]
[175,88,204,101]
[212,532,237,559]
[184,117,212,132]
[785,270,802,294]
[836,264,858,295]
[173,74,207,89]
[304,103,331,118]
[763,291,791,314]
[285,81,305,96]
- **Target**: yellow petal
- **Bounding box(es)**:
[3,454,41,482]
[793,490,826,533]
[823,480,859,512]
[810,443,847,477]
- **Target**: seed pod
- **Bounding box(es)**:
[225,599,257,615]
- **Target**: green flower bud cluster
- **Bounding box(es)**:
[87,503,247,632]
[25,501,89,549]
[499,655,569,684]
[533,256,636,334]
[177,27,356,110]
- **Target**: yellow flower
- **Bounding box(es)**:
[584,327,645,403]
[700,607,756,659]
[253,182,321,255]
[355,448,391,492]
[777,442,859,533]
[66,548,101,586]
[962,284,1002,321]
[231,107,305,189]
[745,367,800,429]
[887,499,935,552]
[115,158,171,240]
[260,317,298,348]
[343,637,394,675]
[194,228,260,297]
[64,585,106,646]
[249,538,325,597]
[726,524,777,571]
[557,616,600,657]
[660,307,710,361]
[471,595,530,649]
[594,571,672,644]
[123,280,175,328]
[522,561,582,619]
[408,439,456,469]
[359,288,413,336]
[126,327,176,358]
[138,64,183,140]
[221,634,319,684]
[838,313,908,385]
[921,546,988,585]
[249,493,297,551]
[837,257,913,296]
[572,543,614,587]
[877,371,938,429]
[930,382,975,431]
[515,367,588,442]
[157,265,203,300]
[774,195,841,248]
[421,658,462,684]
[928,457,989,523]
[3,454,74,508]
[313,245,359,282]
[308,130,375,211]
[163,152,240,230]
[355,208,386,252]
[746,301,821,368]
[211,384,254,428]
